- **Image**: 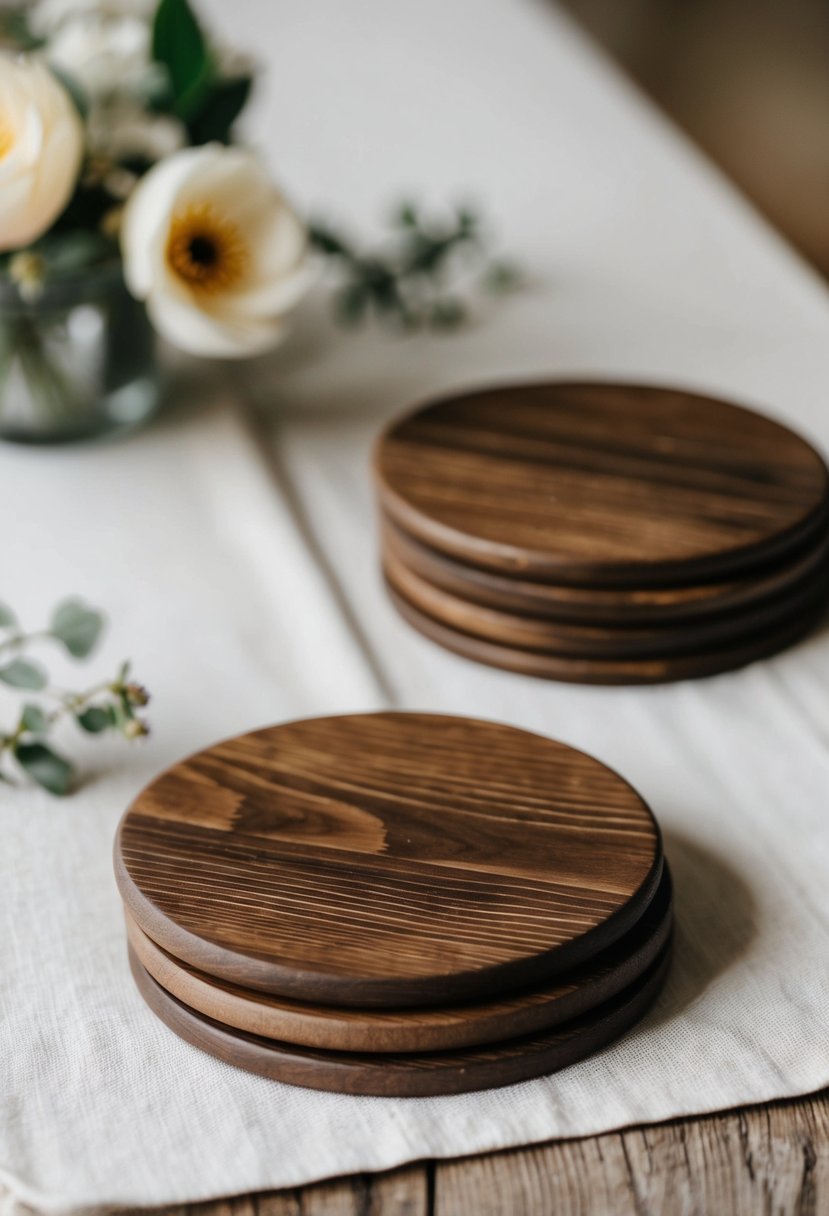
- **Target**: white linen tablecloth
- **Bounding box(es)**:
[3,1,829,1210]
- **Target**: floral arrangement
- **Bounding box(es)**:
[0,0,311,358]
[0,0,519,364]
[0,597,149,794]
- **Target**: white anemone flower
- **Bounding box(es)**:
[0,56,84,251]
[121,144,312,358]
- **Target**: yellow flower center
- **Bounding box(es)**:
[0,119,15,160]
[166,204,248,293]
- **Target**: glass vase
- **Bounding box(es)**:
[0,263,161,444]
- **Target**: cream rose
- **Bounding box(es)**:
[0,57,84,252]
[121,144,311,358]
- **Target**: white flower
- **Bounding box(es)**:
[29,0,154,39]
[87,98,185,164]
[46,13,154,99]
[0,57,84,251]
[121,145,312,358]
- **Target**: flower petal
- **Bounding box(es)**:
[121,146,215,297]
[147,289,285,358]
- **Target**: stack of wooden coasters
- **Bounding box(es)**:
[374,382,829,683]
[115,713,672,1096]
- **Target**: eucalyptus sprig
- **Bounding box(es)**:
[310,201,522,332]
[0,599,150,796]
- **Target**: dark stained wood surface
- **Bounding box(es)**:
[382,512,829,624]
[141,1090,829,1215]
[383,543,829,659]
[387,581,825,685]
[124,867,672,1053]
[128,943,672,1097]
[374,382,829,584]
[115,714,662,1007]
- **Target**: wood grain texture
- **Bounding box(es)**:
[128,943,672,1097]
[139,1163,428,1216]
[374,382,829,584]
[382,512,829,625]
[124,867,672,1053]
[383,543,829,659]
[387,581,826,685]
[115,713,662,1007]
[432,1093,829,1215]
[137,1091,829,1216]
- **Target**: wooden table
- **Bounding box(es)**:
[155,1090,828,1214]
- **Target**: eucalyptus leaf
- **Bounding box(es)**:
[49,599,104,659]
[482,260,523,294]
[77,705,113,734]
[20,704,48,734]
[312,201,520,332]
[309,224,351,258]
[0,602,16,627]
[14,742,73,796]
[0,659,47,690]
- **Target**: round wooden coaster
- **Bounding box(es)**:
[125,866,673,1053]
[382,513,829,626]
[374,382,829,585]
[115,713,662,1008]
[128,943,672,1097]
[383,544,829,660]
[387,582,825,684]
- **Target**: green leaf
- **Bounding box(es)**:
[0,659,47,690]
[0,9,44,51]
[152,0,213,120]
[309,224,351,258]
[116,659,131,684]
[334,284,368,327]
[0,602,16,627]
[77,705,113,734]
[49,599,104,659]
[395,202,419,229]
[187,75,253,144]
[14,742,73,796]
[482,260,523,294]
[429,298,466,331]
[20,704,48,734]
[42,231,111,277]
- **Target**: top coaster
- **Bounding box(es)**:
[374,382,829,585]
[115,713,662,1008]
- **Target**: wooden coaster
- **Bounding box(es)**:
[124,866,673,1053]
[382,514,829,626]
[387,582,825,684]
[128,943,672,1097]
[374,382,829,585]
[383,544,829,660]
[115,713,662,1007]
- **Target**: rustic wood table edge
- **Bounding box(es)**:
[123,1087,828,1215]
